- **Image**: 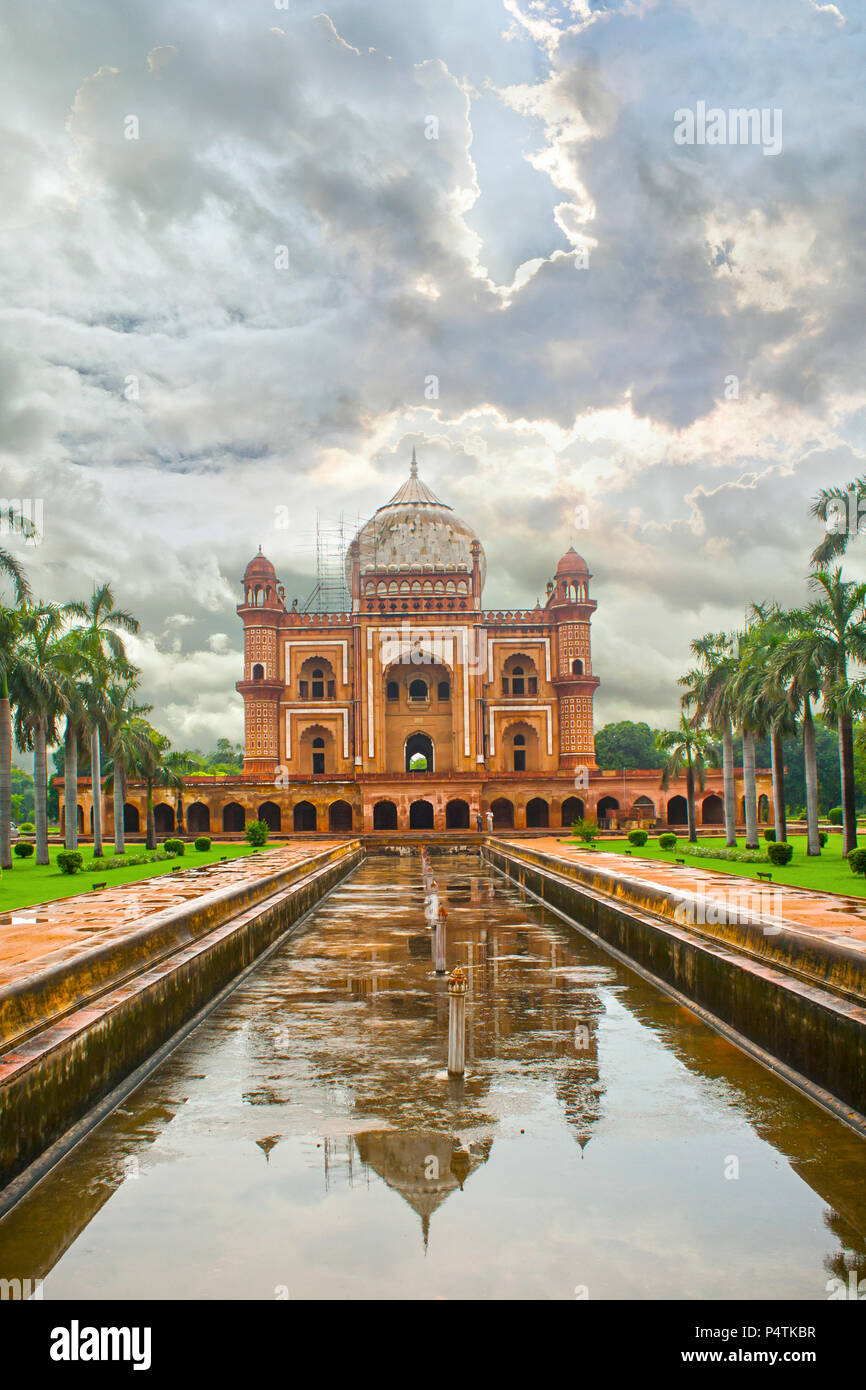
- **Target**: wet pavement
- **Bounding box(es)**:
[0,851,864,1300]
[0,843,341,982]
[522,836,866,953]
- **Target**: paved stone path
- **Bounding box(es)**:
[510,837,866,955]
[0,844,341,984]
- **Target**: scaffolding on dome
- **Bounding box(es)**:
[302,512,366,613]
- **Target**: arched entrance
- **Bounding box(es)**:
[222,802,245,832]
[293,801,317,832]
[526,797,549,828]
[560,796,584,827]
[405,732,434,772]
[154,803,175,834]
[188,802,210,833]
[701,794,723,825]
[258,801,281,831]
[632,795,655,819]
[596,796,619,827]
[409,799,434,829]
[667,795,688,825]
[445,798,470,829]
[328,800,353,832]
[123,803,140,832]
[373,799,397,830]
[490,797,514,829]
[758,793,770,823]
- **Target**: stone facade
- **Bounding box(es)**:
[59,453,773,835]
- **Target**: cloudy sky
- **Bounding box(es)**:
[1,0,863,753]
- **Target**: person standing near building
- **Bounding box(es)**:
[485,809,494,832]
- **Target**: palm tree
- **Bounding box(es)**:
[54,630,90,851]
[104,672,150,855]
[806,568,866,855]
[0,539,31,868]
[11,603,67,865]
[164,750,189,834]
[738,606,796,844]
[133,724,183,850]
[657,717,720,844]
[681,632,739,846]
[810,476,866,566]
[769,614,825,855]
[67,584,139,857]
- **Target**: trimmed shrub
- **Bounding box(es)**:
[828,807,843,825]
[658,833,677,850]
[13,841,34,858]
[818,831,828,848]
[245,820,269,847]
[627,829,648,847]
[163,838,185,855]
[57,850,84,875]
[763,829,776,842]
[194,836,212,852]
[18,822,35,833]
[847,848,866,876]
[767,842,794,866]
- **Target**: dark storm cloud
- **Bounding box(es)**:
[0,0,861,742]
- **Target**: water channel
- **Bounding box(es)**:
[1,851,864,1299]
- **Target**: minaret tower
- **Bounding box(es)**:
[547,548,600,771]
[237,547,285,776]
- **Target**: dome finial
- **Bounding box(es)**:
[410,444,418,477]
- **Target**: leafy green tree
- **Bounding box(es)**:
[10,767,34,822]
[594,721,664,771]
[210,738,243,771]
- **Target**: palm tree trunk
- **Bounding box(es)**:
[803,698,821,856]
[770,721,787,842]
[113,762,125,855]
[0,673,11,870]
[686,754,697,843]
[146,780,155,850]
[64,718,78,850]
[722,720,736,846]
[34,716,49,865]
[838,711,858,855]
[91,724,103,857]
[743,730,759,848]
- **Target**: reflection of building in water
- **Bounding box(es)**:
[354,1130,492,1251]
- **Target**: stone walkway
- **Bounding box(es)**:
[512,837,866,954]
[0,844,341,984]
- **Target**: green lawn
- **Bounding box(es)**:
[561,833,866,900]
[0,842,275,913]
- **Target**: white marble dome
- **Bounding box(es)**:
[349,452,486,588]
